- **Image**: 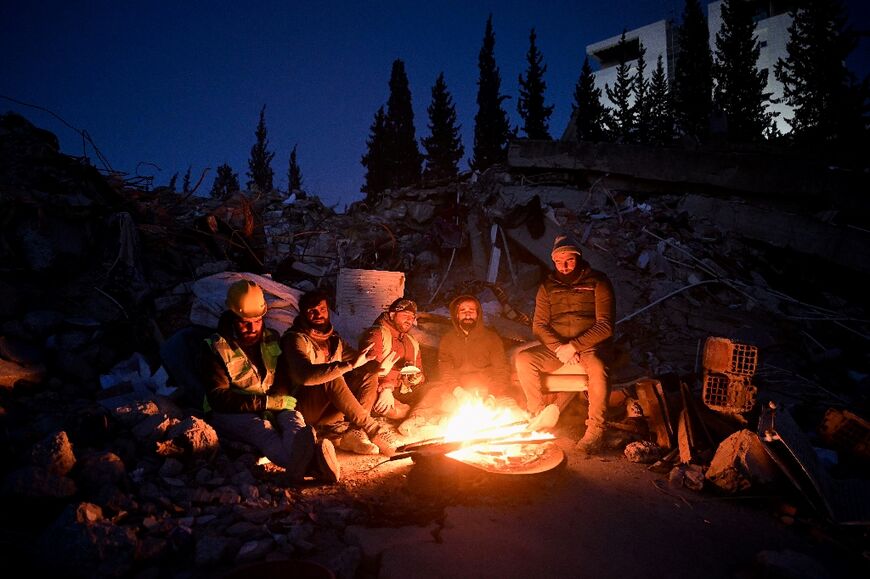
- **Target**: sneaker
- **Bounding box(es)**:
[336,428,379,455]
[314,439,341,483]
[370,427,399,458]
[576,424,606,455]
[397,413,426,437]
[527,404,560,432]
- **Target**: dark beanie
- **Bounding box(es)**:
[551,234,582,259]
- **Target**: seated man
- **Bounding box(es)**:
[199,279,339,483]
[358,298,426,425]
[515,234,615,454]
[278,289,398,457]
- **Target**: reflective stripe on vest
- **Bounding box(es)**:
[207,331,281,394]
[377,324,419,376]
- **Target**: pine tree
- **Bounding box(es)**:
[384,59,423,189]
[287,144,305,199]
[361,106,389,200]
[673,0,713,141]
[775,0,867,146]
[712,0,773,142]
[182,166,192,194]
[633,41,650,144]
[422,72,465,182]
[572,56,609,142]
[247,104,275,192]
[471,14,511,171]
[605,32,635,142]
[210,163,240,200]
[517,28,553,139]
[648,55,675,144]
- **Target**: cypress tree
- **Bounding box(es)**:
[517,28,553,139]
[422,72,465,182]
[572,56,609,142]
[648,55,675,144]
[247,104,275,192]
[288,144,305,199]
[774,0,866,146]
[673,0,713,141]
[471,14,511,171]
[605,31,635,142]
[384,59,423,189]
[633,41,650,144]
[211,163,240,200]
[712,0,773,142]
[361,106,389,200]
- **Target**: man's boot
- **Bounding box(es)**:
[576,422,606,455]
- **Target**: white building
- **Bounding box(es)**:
[576,1,794,136]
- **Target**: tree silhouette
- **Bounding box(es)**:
[287,145,305,199]
[673,0,713,141]
[422,72,465,182]
[361,106,389,200]
[517,28,553,139]
[471,14,511,171]
[775,0,867,147]
[211,163,240,199]
[712,0,773,141]
[182,166,192,194]
[605,31,635,142]
[633,41,650,144]
[247,104,275,192]
[571,56,609,142]
[384,59,423,189]
[648,55,675,144]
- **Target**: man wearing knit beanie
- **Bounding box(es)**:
[516,233,615,454]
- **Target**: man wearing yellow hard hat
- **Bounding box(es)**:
[198,278,340,483]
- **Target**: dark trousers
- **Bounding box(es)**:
[295,367,379,435]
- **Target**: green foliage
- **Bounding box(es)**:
[210,163,240,199]
[712,0,773,142]
[471,14,511,171]
[246,104,275,193]
[633,41,650,144]
[288,144,305,199]
[422,72,465,181]
[572,56,609,142]
[648,55,675,144]
[605,32,635,142]
[673,0,713,140]
[774,0,867,147]
[517,28,553,139]
[385,59,423,188]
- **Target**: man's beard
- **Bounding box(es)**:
[554,268,583,285]
[459,318,477,331]
[309,318,332,333]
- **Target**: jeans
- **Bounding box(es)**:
[210,409,312,478]
[515,345,609,427]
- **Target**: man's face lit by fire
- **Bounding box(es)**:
[553,253,577,276]
[391,310,415,334]
[456,300,478,332]
[305,300,331,331]
[233,317,263,347]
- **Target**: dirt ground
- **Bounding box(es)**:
[280,403,869,579]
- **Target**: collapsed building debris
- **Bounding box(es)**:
[1,112,869,576]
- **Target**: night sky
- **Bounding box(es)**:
[2,1,868,209]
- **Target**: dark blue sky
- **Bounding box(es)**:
[2,1,868,209]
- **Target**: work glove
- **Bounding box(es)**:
[266,394,297,411]
[373,388,395,415]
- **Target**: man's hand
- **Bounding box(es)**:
[555,343,576,364]
[352,344,375,369]
[373,388,395,415]
[378,351,401,376]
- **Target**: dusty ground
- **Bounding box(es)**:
[255,404,870,579]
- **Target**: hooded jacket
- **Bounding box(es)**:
[534,258,615,353]
[437,295,510,392]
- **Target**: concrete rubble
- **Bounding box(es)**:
[1,111,869,577]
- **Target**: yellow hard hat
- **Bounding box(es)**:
[225,279,267,320]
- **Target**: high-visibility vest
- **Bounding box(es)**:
[206,329,281,396]
[376,324,419,376]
